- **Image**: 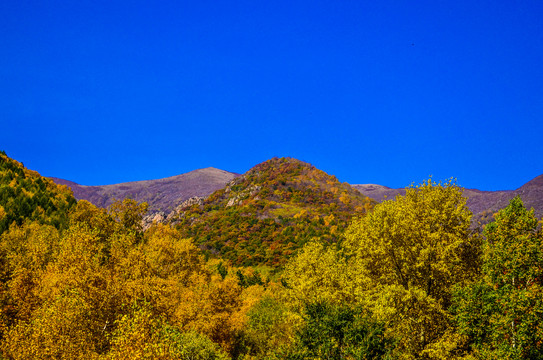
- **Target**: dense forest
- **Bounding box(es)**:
[1,152,542,359]
[0,152,76,233]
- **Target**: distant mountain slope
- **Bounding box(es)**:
[0,151,76,233]
[351,184,405,203]
[516,174,543,212]
[50,168,239,213]
[172,157,374,266]
[465,174,543,222]
[49,158,542,229]
[354,175,543,224]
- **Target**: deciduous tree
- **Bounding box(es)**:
[453,197,543,359]
[344,179,480,359]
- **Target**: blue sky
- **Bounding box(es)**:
[1,1,542,190]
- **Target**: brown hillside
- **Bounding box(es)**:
[50,167,239,213]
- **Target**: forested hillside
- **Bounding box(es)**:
[172,157,375,266]
[0,151,76,234]
[1,152,542,359]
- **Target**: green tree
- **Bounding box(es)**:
[343,179,480,359]
[287,301,394,360]
[0,152,76,234]
[453,196,543,359]
[236,295,297,359]
[107,302,230,360]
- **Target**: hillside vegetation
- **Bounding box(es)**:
[172,157,375,266]
[1,152,542,360]
[0,151,76,234]
[354,174,543,225]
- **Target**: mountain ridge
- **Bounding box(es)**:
[49,161,543,225]
[50,167,239,213]
[353,177,543,224]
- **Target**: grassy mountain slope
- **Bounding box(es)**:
[517,174,543,213]
[50,167,238,213]
[351,184,406,203]
[0,151,76,233]
[172,157,375,266]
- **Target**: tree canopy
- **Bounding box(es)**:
[286,179,482,359]
[1,151,542,360]
[453,196,543,359]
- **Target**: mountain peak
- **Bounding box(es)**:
[211,157,361,210]
[517,174,543,191]
[171,157,375,266]
[51,168,239,212]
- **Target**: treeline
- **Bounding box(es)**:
[0,182,541,359]
[1,199,240,359]
[0,152,542,359]
[0,194,394,359]
[284,180,543,359]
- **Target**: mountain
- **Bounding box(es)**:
[516,174,543,211]
[47,155,543,229]
[0,151,76,233]
[354,176,543,225]
[351,184,405,203]
[465,174,543,222]
[50,168,239,213]
[171,157,374,266]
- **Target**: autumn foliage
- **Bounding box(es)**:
[1,152,542,359]
[173,157,374,266]
[0,152,76,234]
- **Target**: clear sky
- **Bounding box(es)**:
[1,1,542,190]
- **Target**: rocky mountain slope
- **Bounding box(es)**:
[354,175,543,224]
[351,184,406,203]
[50,168,239,213]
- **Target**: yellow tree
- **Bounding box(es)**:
[7,223,117,357]
[283,241,363,307]
[113,223,212,321]
[2,290,101,360]
[107,302,230,360]
[110,223,248,355]
[108,198,148,237]
[0,222,59,328]
[344,179,481,359]
[68,200,115,243]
